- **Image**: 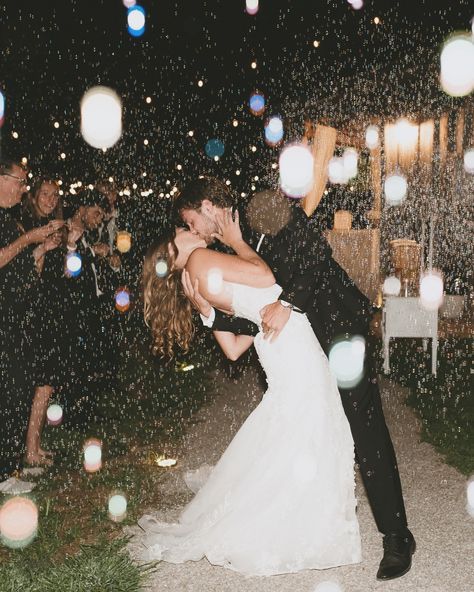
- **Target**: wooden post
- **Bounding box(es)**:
[456,107,465,156]
[439,113,449,170]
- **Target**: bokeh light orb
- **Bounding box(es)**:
[83,439,102,473]
[463,148,474,174]
[246,189,291,236]
[46,403,63,426]
[343,148,358,179]
[127,5,146,37]
[365,124,379,149]
[349,0,363,9]
[207,268,223,295]
[328,157,346,185]
[205,138,225,159]
[122,0,136,7]
[81,86,122,149]
[155,259,168,278]
[249,92,265,116]
[264,116,284,146]
[0,90,4,126]
[440,34,474,97]
[115,288,131,312]
[116,230,132,253]
[383,276,401,296]
[246,0,259,15]
[313,582,344,592]
[328,336,365,389]
[157,457,177,467]
[467,476,474,518]
[66,251,82,277]
[279,144,314,198]
[419,270,444,311]
[384,173,407,206]
[108,493,127,522]
[0,497,38,549]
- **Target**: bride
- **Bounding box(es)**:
[137,208,361,576]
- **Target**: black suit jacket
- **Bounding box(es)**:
[211,201,373,354]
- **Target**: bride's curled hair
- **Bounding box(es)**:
[142,228,194,359]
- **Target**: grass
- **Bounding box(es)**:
[0,313,220,591]
[381,336,473,475]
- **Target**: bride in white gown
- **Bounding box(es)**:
[138,210,361,576]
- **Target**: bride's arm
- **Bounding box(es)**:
[213,330,254,361]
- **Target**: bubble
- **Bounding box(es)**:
[313,582,344,592]
[46,403,63,426]
[246,0,259,15]
[66,251,82,276]
[205,138,225,159]
[463,148,474,174]
[81,86,122,149]
[0,497,38,549]
[207,268,223,295]
[127,5,146,37]
[0,90,4,124]
[440,34,474,97]
[467,476,474,518]
[156,457,177,467]
[383,276,401,296]
[115,288,131,312]
[328,336,365,389]
[279,144,314,198]
[348,0,363,8]
[249,92,265,116]
[83,439,102,473]
[365,125,379,149]
[384,173,407,206]
[343,148,358,179]
[123,0,136,6]
[155,259,168,278]
[116,230,132,253]
[264,116,284,146]
[420,270,444,311]
[246,189,291,235]
[395,118,418,149]
[328,157,347,185]
[108,493,127,522]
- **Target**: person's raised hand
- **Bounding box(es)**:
[211,208,243,248]
[260,301,291,342]
[43,231,62,252]
[26,220,65,244]
[181,269,212,317]
[92,243,110,258]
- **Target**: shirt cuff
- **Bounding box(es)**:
[200,308,215,328]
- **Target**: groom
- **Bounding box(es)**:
[174,176,415,581]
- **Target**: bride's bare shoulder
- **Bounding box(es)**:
[186,248,227,274]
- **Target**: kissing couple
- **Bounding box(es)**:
[137,176,415,580]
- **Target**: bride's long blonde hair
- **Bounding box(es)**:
[142,228,194,359]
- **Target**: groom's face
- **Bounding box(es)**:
[180,200,221,245]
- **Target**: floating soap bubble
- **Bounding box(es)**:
[264,116,284,146]
[46,404,63,426]
[440,34,474,97]
[108,493,127,522]
[123,0,136,7]
[384,173,407,206]
[81,86,122,149]
[207,268,223,294]
[127,5,146,37]
[328,157,347,185]
[246,0,259,15]
[155,259,168,278]
[420,270,444,311]
[365,124,379,149]
[205,138,225,159]
[464,148,474,174]
[328,336,365,389]
[116,230,132,253]
[0,497,38,549]
[115,288,130,312]
[66,251,82,277]
[349,0,363,9]
[343,148,358,179]
[383,276,401,296]
[279,144,314,198]
[246,189,291,236]
[83,439,102,473]
[249,92,265,116]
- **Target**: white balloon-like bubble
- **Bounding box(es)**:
[155,259,168,278]
[81,86,122,149]
[440,35,474,97]
[384,173,407,206]
[328,336,365,389]
[383,276,401,296]
[279,144,314,198]
[46,404,63,426]
[419,271,444,311]
[343,148,358,179]
[108,494,127,521]
[463,148,474,174]
[328,157,347,185]
[66,251,82,275]
[0,497,38,549]
[84,439,102,472]
[246,0,259,15]
[122,0,136,6]
[365,124,379,149]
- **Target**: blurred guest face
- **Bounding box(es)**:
[36,182,59,217]
[0,165,28,207]
[83,206,104,229]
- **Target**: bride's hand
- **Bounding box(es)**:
[182,269,212,318]
[211,208,243,248]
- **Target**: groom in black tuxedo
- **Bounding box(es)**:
[174,176,415,581]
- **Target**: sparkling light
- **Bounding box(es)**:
[197,80,204,87]
[46,404,63,426]
[251,60,257,69]
[155,259,168,278]
[384,173,407,206]
[264,116,284,146]
[328,336,365,389]
[12,131,18,139]
[116,231,132,253]
[249,92,265,116]
[440,34,474,97]
[156,457,177,467]
[349,0,363,8]
[232,119,239,127]
[127,5,146,37]
[66,251,82,276]
[53,121,60,128]
[188,130,194,137]
[80,86,122,149]
[279,144,314,198]
[0,497,38,549]
[383,276,401,296]
[374,16,380,25]
[420,270,444,311]
[115,288,130,312]
[108,494,127,522]
[207,268,223,295]
[463,148,474,174]
[246,0,259,15]
[313,40,320,48]
[365,124,380,149]
[145,96,151,103]
[83,439,102,473]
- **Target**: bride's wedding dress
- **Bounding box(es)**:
[136,282,361,576]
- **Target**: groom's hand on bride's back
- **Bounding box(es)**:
[260,301,291,342]
[181,269,212,318]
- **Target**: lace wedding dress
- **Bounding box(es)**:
[136,282,361,576]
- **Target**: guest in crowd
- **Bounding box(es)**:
[0,159,62,479]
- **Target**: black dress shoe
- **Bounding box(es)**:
[376,530,416,581]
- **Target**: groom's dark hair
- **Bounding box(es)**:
[174,176,234,213]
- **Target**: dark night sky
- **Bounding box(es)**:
[0,0,472,194]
